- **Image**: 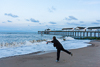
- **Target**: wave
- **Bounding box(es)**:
[0,36,81,48]
[0,39,47,48]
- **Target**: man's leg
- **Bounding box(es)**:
[57,49,61,61]
[61,48,73,56]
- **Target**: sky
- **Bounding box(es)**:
[0,0,100,32]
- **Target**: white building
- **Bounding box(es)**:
[62,28,74,31]
[87,27,100,31]
[74,27,86,31]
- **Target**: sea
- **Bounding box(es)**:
[0,32,91,58]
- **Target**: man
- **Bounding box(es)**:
[47,36,73,62]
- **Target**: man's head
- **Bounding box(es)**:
[53,36,56,40]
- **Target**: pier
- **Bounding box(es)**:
[38,31,100,38]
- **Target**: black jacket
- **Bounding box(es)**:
[51,39,63,49]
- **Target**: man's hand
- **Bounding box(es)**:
[46,41,51,44]
[46,41,48,44]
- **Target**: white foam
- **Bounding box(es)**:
[65,37,75,40]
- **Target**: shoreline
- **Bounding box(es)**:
[0,40,100,67]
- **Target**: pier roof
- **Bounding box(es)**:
[87,27,100,29]
[75,27,86,29]
[62,28,73,30]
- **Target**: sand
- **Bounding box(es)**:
[0,40,100,67]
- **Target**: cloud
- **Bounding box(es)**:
[96,20,100,22]
[80,21,84,23]
[48,6,56,12]
[26,18,39,23]
[30,18,39,22]
[65,16,78,21]
[48,8,53,12]
[2,22,6,23]
[5,13,18,18]
[92,22,100,24]
[69,16,78,20]
[7,20,12,22]
[26,19,30,21]
[49,22,56,24]
[52,6,56,10]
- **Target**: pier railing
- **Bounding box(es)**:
[38,31,100,38]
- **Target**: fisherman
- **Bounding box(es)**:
[47,36,73,62]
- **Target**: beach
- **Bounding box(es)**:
[0,40,100,67]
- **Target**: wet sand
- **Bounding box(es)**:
[0,40,100,67]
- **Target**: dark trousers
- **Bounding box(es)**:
[57,48,71,61]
